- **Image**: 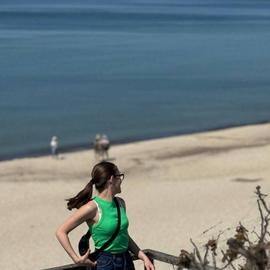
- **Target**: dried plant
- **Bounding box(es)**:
[177,186,270,270]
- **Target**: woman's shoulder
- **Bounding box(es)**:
[79,199,98,215]
[70,199,98,222]
[85,199,98,208]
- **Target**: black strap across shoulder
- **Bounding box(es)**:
[78,197,121,258]
[96,197,121,252]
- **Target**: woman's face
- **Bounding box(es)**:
[112,168,124,194]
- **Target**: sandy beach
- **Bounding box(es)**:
[1,123,270,270]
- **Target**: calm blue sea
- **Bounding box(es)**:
[0,0,270,160]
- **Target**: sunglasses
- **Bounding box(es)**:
[114,173,125,181]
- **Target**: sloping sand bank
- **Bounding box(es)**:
[1,123,270,270]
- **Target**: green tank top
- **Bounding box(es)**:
[89,196,129,254]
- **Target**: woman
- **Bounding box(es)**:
[56,161,155,270]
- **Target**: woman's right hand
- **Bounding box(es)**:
[75,248,97,267]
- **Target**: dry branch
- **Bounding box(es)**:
[177,186,270,270]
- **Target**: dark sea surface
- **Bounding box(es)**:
[0,0,270,160]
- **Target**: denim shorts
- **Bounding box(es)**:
[92,251,135,270]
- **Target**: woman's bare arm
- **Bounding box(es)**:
[56,201,97,266]
[128,236,155,270]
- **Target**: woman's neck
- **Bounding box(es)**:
[97,190,114,202]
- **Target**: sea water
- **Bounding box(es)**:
[0,0,270,160]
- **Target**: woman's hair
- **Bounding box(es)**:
[66,161,118,210]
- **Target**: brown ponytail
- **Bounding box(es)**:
[66,161,117,210]
[66,180,94,210]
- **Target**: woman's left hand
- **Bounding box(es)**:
[143,257,155,270]
[137,250,155,270]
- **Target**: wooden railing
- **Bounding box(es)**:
[42,249,181,270]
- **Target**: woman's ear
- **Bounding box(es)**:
[108,175,114,185]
